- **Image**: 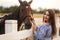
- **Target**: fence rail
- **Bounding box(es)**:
[0,29,32,40]
[0,20,33,40]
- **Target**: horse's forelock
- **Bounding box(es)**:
[20,1,30,6]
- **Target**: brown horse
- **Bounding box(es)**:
[0,0,33,34]
[18,0,33,30]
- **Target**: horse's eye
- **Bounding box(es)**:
[26,6,28,8]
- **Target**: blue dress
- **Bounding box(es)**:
[34,24,52,40]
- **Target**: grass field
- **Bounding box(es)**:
[0,13,60,18]
[33,13,60,18]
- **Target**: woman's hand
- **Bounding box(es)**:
[31,18,37,33]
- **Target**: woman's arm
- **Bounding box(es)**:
[31,18,37,33]
[34,25,47,39]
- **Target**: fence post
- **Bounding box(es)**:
[5,20,17,33]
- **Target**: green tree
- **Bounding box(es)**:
[9,6,18,13]
[53,9,60,13]
[0,6,3,13]
[2,8,10,13]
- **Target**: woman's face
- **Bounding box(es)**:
[43,11,50,22]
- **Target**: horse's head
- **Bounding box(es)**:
[19,0,33,18]
[18,0,33,30]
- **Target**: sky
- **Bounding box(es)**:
[0,0,60,10]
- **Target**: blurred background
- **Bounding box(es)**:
[0,0,60,15]
[0,0,60,40]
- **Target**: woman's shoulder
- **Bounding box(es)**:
[42,24,52,30]
[41,24,51,27]
[39,24,51,29]
[36,24,51,29]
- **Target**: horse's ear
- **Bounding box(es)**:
[18,0,22,3]
[28,0,33,4]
